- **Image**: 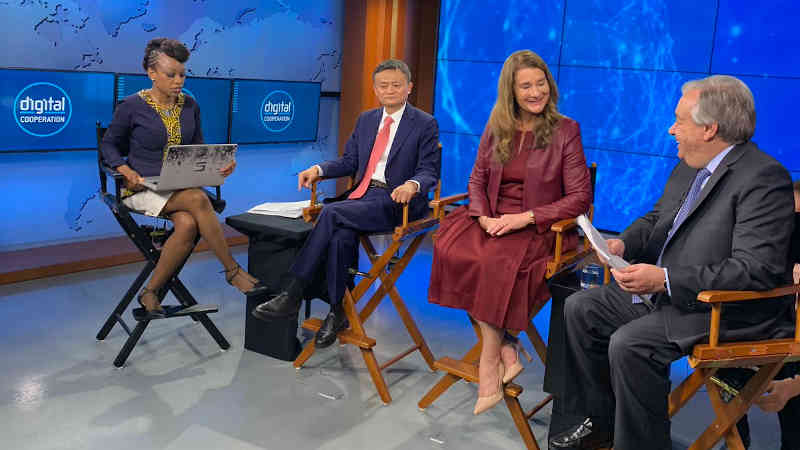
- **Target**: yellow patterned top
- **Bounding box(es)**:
[139,89,186,157]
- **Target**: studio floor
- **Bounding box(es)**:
[0,245,785,450]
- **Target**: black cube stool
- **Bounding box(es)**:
[226,213,327,361]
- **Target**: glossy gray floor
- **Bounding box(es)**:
[0,247,784,450]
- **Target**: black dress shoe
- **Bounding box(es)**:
[314,308,349,349]
[252,291,301,320]
[549,418,612,449]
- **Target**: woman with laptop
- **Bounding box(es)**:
[101,38,265,319]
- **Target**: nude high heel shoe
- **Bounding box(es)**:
[473,361,506,415]
[502,337,533,384]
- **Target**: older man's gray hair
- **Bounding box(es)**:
[373,59,412,82]
[681,75,756,145]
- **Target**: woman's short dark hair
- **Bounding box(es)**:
[142,38,190,72]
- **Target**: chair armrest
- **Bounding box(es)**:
[101,164,124,180]
[303,176,355,222]
[546,219,593,278]
[429,192,468,218]
[430,192,468,208]
[699,284,800,347]
[697,285,800,303]
[550,217,578,233]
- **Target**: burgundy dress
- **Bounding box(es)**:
[429,123,591,331]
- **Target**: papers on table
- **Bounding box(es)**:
[576,214,653,307]
[247,200,310,218]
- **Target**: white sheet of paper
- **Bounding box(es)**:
[576,214,653,307]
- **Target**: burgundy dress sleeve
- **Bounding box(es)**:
[467,126,494,218]
[530,121,592,233]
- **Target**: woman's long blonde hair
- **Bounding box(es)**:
[488,50,562,164]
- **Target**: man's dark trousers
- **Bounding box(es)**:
[290,187,401,305]
[561,283,685,450]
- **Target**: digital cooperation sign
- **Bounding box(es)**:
[230,79,320,144]
[1,68,114,151]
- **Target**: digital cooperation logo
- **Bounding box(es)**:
[260,90,294,132]
[14,82,72,137]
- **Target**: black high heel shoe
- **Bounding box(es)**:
[135,287,166,320]
[222,264,268,296]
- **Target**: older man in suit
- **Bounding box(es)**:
[252,59,440,348]
[549,75,795,450]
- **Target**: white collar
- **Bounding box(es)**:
[381,102,407,124]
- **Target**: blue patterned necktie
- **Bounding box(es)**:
[633,168,711,305]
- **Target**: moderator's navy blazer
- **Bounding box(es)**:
[319,104,440,219]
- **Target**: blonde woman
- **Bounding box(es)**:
[429,50,591,414]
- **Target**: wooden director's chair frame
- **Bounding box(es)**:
[94,123,229,367]
[668,285,800,450]
[292,170,444,405]
[417,163,602,450]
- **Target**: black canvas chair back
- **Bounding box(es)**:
[94,122,229,367]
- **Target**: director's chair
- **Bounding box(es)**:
[292,146,444,405]
[667,284,800,449]
[94,123,230,367]
[417,163,601,450]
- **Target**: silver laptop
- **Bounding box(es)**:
[141,144,237,191]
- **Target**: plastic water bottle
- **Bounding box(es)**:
[580,264,603,290]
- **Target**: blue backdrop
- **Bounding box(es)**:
[435,0,800,232]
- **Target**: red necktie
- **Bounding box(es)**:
[348,115,394,199]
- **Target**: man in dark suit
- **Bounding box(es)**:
[549,75,795,450]
[252,59,440,348]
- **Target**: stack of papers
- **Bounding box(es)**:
[247,200,311,218]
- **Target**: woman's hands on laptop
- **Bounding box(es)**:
[117,164,145,191]
[219,160,236,178]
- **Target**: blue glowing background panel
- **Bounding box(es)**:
[561,0,716,72]
[439,131,481,197]
[230,80,320,144]
[0,69,114,151]
[436,0,800,232]
[713,1,800,77]
[437,0,564,64]
[741,75,800,172]
[583,148,677,232]
[434,60,503,135]
[115,74,231,144]
[558,66,694,156]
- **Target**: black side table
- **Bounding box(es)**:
[544,269,587,438]
[226,213,322,361]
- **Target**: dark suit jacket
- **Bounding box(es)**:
[620,141,795,350]
[319,104,440,219]
[466,117,592,234]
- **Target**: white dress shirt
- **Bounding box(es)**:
[371,102,406,184]
[316,102,419,191]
